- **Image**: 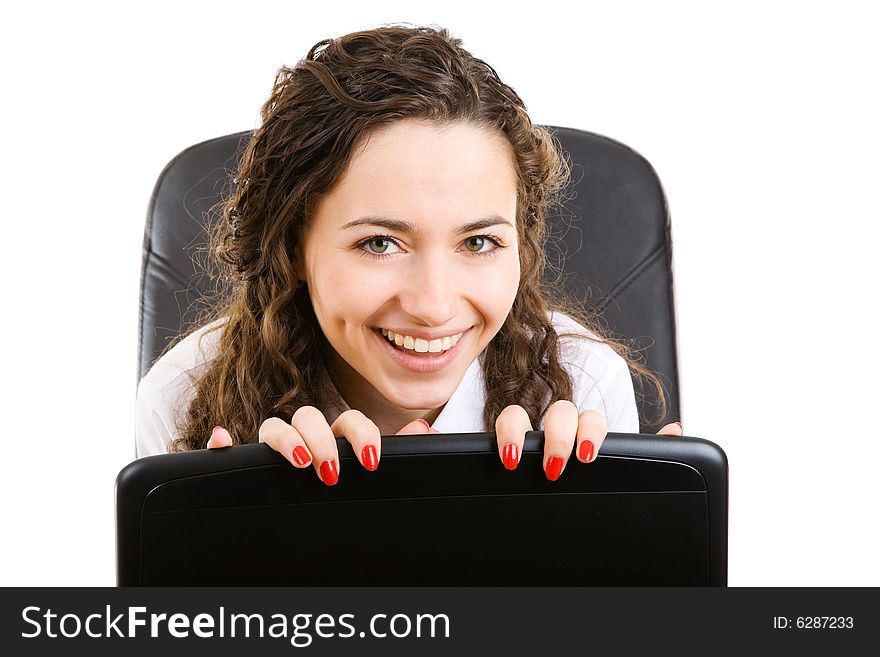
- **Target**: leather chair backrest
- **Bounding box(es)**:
[139,127,680,432]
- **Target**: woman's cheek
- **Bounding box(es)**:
[332,266,393,311]
[483,259,520,307]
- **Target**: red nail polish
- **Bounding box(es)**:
[417,419,431,430]
[675,421,683,432]
[578,440,595,462]
[320,459,338,486]
[545,456,564,481]
[292,445,311,466]
[502,443,519,470]
[362,445,378,471]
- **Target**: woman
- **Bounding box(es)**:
[135,25,680,485]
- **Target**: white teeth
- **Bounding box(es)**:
[382,329,464,353]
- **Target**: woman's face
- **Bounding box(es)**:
[299,119,520,422]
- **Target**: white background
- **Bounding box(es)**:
[2,0,877,586]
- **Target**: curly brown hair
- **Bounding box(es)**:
[169,25,667,451]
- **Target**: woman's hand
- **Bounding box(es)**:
[206,410,436,486]
[207,406,682,485]
[494,402,683,480]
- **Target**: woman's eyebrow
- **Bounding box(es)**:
[340,215,514,235]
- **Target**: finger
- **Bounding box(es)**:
[656,421,683,437]
[330,409,381,471]
[259,417,313,470]
[290,406,340,485]
[395,418,434,434]
[575,410,608,463]
[543,400,579,481]
[207,425,233,449]
[494,405,532,470]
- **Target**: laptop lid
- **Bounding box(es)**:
[116,432,727,585]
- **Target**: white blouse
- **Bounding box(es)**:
[134,311,640,457]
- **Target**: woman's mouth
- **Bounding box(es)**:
[382,328,464,353]
[373,327,472,373]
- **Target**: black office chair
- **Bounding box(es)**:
[138,127,680,433]
[126,129,728,586]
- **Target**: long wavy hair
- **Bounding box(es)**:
[170,25,667,451]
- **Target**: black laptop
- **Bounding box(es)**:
[116,432,727,586]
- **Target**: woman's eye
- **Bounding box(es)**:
[464,236,488,253]
[364,237,397,254]
[464,236,506,257]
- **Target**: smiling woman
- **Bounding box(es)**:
[301,120,520,434]
[135,25,675,484]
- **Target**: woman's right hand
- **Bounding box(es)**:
[206,409,437,486]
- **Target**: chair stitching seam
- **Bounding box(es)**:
[602,243,667,307]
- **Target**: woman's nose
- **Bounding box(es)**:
[396,253,460,326]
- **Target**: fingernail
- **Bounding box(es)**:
[211,425,224,440]
[416,419,431,430]
[675,421,683,432]
[362,445,378,471]
[292,445,311,466]
[545,456,564,481]
[320,459,338,486]
[502,443,519,470]
[578,440,595,463]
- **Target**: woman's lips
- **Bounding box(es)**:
[373,327,472,374]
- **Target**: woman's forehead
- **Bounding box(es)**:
[313,119,518,231]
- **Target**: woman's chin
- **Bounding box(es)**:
[378,384,454,416]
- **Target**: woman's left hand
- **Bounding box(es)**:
[493,402,684,481]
